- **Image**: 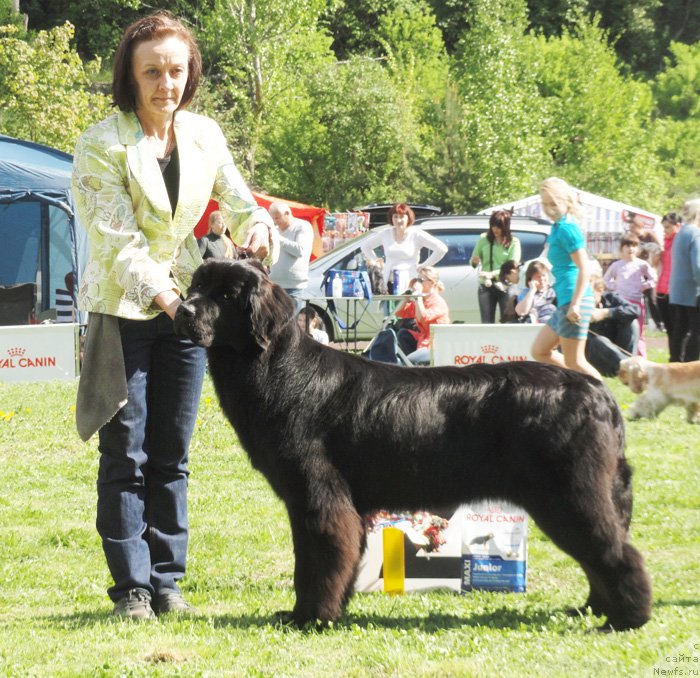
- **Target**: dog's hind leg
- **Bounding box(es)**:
[285,498,364,627]
[524,492,651,631]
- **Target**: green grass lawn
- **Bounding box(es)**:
[0,345,698,676]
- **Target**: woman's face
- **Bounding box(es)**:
[209,214,225,235]
[540,191,562,220]
[490,225,503,239]
[662,219,677,236]
[132,35,189,121]
[392,212,410,229]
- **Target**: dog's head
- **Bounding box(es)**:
[174,259,296,351]
[618,356,649,394]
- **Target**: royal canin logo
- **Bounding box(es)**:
[0,347,57,369]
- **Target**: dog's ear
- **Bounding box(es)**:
[618,359,630,385]
[627,359,648,394]
[246,270,296,351]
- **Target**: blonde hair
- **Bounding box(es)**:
[417,265,445,292]
[207,210,234,258]
[539,177,582,221]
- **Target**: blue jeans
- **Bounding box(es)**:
[97,314,206,601]
[478,284,508,323]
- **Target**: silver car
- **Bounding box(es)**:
[305,215,552,342]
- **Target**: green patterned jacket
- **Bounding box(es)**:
[72,110,275,319]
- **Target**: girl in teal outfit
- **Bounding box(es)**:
[531,177,602,380]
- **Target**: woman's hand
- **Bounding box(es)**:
[471,255,481,266]
[155,290,182,320]
[242,222,271,260]
[410,280,424,295]
[566,303,582,324]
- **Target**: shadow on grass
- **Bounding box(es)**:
[46,605,586,634]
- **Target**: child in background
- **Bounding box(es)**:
[515,260,557,324]
[603,232,657,357]
[497,260,522,322]
[297,307,330,345]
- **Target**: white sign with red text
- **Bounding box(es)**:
[0,324,79,383]
[430,324,541,367]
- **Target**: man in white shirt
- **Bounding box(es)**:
[268,202,314,310]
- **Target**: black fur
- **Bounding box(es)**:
[175,259,652,630]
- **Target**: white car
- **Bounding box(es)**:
[305,215,552,342]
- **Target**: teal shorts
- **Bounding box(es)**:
[547,297,595,341]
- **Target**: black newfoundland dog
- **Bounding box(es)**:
[174,259,651,631]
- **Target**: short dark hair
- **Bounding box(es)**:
[387,203,416,226]
[111,11,202,112]
[498,259,519,283]
[619,231,640,249]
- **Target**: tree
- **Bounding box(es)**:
[447,0,550,211]
[198,0,331,181]
[257,57,407,208]
[528,17,663,208]
[651,41,700,210]
[0,22,111,151]
[18,0,214,60]
[374,0,450,203]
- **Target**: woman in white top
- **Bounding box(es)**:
[360,203,447,293]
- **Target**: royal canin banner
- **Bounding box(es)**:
[430,324,541,367]
[0,324,79,383]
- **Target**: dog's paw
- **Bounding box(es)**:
[272,609,332,630]
[272,610,297,626]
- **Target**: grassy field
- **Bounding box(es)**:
[0,341,698,676]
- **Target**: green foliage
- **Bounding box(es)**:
[198,0,332,180]
[528,17,663,207]
[0,0,26,31]
[258,57,407,208]
[447,0,550,211]
[0,22,111,152]
[654,41,700,119]
[651,42,700,210]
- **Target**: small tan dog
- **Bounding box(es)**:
[618,356,700,423]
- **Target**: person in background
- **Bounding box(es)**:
[515,260,556,324]
[55,271,77,323]
[197,210,235,259]
[269,201,314,310]
[585,274,640,376]
[497,259,522,323]
[394,265,450,365]
[668,201,700,362]
[470,210,521,323]
[360,203,447,294]
[627,212,663,331]
[297,306,329,345]
[72,11,275,620]
[656,212,682,342]
[531,177,601,379]
[603,232,657,357]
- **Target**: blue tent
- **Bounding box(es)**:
[0,134,87,318]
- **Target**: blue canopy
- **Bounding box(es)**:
[0,134,87,317]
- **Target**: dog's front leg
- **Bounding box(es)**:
[686,402,700,424]
[285,501,364,627]
[629,392,668,419]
